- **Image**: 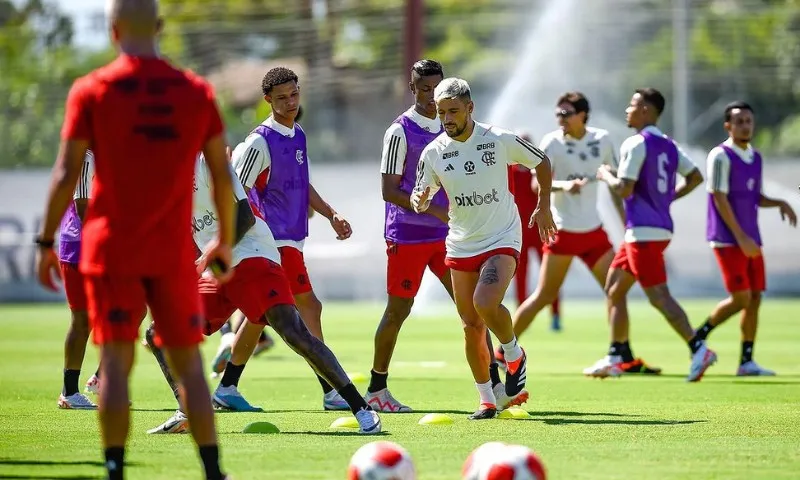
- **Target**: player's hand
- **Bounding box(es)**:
[197,239,234,283]
[566,178,588,194]
[35,246,61,292]
[529,204,558,244]
[779,201,797,227]
[596,164,613,182]
[411,187,431,213]
[737,235,761,259]
[330,213,352,240]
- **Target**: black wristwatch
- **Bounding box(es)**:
[34,236,55,249]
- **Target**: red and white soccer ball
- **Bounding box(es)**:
[347,441,417,480]
[462,442,546,480]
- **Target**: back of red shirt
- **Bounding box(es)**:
[61,55,224,276]
[511,165,538,220]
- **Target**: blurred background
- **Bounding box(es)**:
[2,0,800,305]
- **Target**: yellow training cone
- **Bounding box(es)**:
[242,421,280,434]
[330,416,360,429]
[418,413,454,425]
[497,409,515,419]
[348,372,368,384]
[507,408,531,419]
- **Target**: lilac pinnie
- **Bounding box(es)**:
[707,145,762,245]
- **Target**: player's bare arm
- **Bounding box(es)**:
[382,173,448,224]
[530,153,557,243]
[36,139,89,291]
[710,190,761,258]
[675,168,703,199]
[202,133,236,280]
[597,164,636,199]
[759,194,797,227]
[309,183,351,240]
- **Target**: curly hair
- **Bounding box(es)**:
[261,67,299,96]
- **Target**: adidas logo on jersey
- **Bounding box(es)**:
[444,163,455,172]
[454,188,499,207]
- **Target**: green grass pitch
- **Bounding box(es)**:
[1,299,799,479]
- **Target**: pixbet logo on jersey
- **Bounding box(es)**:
[192,209,218,232]
[454,188,500,207]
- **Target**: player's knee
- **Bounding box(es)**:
[385,296,414,324]
[730,291,753,310]
[299,293,323,319]
[472,295,499,321]
[644,286,672,312]
[69,313,91,337]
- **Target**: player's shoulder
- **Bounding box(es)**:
[383,121,406,139]
[540,129,563,147]
[707,144,728,161]
[620,132,646,152]
[421,132,450,157]
[586,126,611,140]
[476,121,513,140]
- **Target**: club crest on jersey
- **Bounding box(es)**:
[481,150,496,166]
[590,146,600,158]
[296,150,304,164]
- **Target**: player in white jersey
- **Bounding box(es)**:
[146,156,381,435]
[412,78,557,419]
[501,93,662,376]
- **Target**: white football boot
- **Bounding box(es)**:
[493,383,529,411]
[583,356,623,379]
[323,390,350,411]
[57,392,97,410]
[687,343,717,382]
[364,388,412,413]
[147,410,189,434]
[355,408,382,434]
[736,360,775,376]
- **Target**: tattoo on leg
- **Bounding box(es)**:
[479,258,500,285]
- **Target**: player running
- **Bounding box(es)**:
[57,151,100,409]
[231,67,353,411]
[412,78,556,419]
[147,156,381,435]
[510,132,561,332]
[693,101,796,376]
[588,88,715,382]
[370,60,519,413]
[36,1,232,478]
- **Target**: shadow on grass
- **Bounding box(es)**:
[230,430,391,437]
[533,411,642,418]
[0,475,101,480]
[0,460,139,467]
[129,408,180,413]
[537,418,706,426]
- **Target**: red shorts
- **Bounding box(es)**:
[543,227,613,268]
[386,240,448,298]
[445,248,520,273]
[713,246,766,293]
[610,241,670,288]
[201,257,295,335]
[84,269,195,348]
[60,262,87,311]
[278,246,312,295]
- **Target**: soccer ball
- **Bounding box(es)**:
[462,442,546,480]
[347,441,417,480]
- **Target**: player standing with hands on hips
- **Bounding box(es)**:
[411,78,557,419]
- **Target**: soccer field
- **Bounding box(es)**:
[1,300,799,479]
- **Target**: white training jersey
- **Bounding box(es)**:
[539,127,617,232]
[231,115,312,252]
[193,155,281,268]
[74,151,95,200]
[414,121,545,258]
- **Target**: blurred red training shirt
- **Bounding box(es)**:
[61,54,224,276]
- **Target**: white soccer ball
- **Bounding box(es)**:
[347,441,417,480]
[462,442,546,480]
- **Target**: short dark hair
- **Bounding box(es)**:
[724,101,754,122]
[635,88,666,116]
[411,59,444,80]
[556,91,590,122]
[262,67,299,96]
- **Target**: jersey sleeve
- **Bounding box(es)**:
[676,144,700,177]
[499,129,545,169]
[412,145,442,210]
[74,151,95,200]
[232,134,270,189]
[706,147,730,193]
[61,77,93,141]
[601,133,619,168]
[230,163,249,201]
[380,123,407,175]
[617,135,646,180]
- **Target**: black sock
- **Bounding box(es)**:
[338,383,369,414]
[620,341,635,363]
[368,370,388,393]
[741,341,754,365]
[63,369,80,397]
[104,447,125,480]
[219,362,245,388]
[489,363,502,387]
[317,374,334,394]
[607,342,625,358]
[220,321,233,336]
[695,318,716,341]
[258,330,267,342]
[688,335,704,354]
[198,445,224,480]
[94,368,100,379]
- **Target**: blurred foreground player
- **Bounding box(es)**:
[57,151,100,409]
[412,78,556,419]
[147,157,381,434]
[694,101,796,376]
[232,67,353,411]
[36,1,233,478]
[509,133,561,332]
[590,88,714,382]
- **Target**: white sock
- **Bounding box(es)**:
[476,380,496,407]
[501,337,523,363]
